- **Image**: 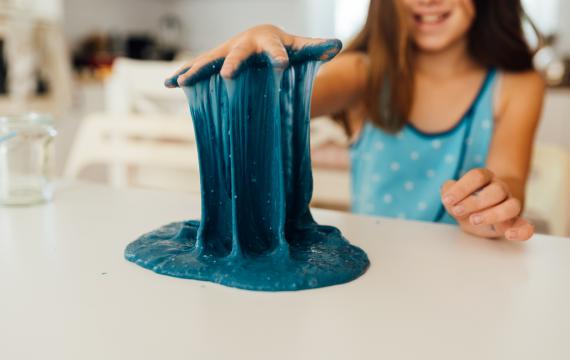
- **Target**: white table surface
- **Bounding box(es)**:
[1,181,569,360]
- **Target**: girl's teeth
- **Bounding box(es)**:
[422,15,442,24]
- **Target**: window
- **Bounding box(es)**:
[334,0,369,41]
[523,0,559,35]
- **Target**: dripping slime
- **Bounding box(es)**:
[125,41,370,291]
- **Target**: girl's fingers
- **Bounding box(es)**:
[469,197,522,226]
[442,177,532,241]
[220,42,255,78]
[492,218,515,235]
[177,47,227,86]
[504,217,534,241]
[177,57,216,86]
[166,29,342,87]
[292,35,327,49]
[164,65,192,88]
[441,183,502,238]
[450,180,509,218]
[441,168,494,206]
[440,179,455,193]
[259,34,289,69]
[440,180,457,214]
[292,37,343,61]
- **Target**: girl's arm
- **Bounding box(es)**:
[488,71,545,203]
[440,70,546,240]
[310,53,369,119]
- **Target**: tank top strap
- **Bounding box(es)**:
[466,68,498,120]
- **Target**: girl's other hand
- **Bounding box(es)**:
[440,168,534,241]
[164,24,342,88]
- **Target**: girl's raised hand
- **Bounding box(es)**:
[164,24,342,88]
[440,168,534,241]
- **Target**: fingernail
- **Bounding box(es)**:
[452,205,465,216]
[272,56,288,66]
[164,77,177,88]
[443,195,455,205]
[471,214,483,225]
[506,229,518,240]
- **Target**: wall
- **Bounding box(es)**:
[175,0,307,51]
[62,0,336,52]
[63,0,178,45]
[2,0,63,20]
[31,0,63,20]
[537,89,570,153]
[303,0,336,39]
[554,0,570,55]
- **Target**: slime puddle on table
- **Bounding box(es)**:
[125,42,370,291]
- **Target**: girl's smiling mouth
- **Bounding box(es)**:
[413,11,452,30]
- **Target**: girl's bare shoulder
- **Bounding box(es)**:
[496,70,545,117]
[501,70,545,99]
[503,69,544,86]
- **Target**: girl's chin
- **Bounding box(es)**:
[413,37,458,53]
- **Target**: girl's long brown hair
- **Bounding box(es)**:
[337,0,539,134]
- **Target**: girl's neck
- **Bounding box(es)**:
[414,38,481,78]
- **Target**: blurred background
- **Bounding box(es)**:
[0,0,569,235]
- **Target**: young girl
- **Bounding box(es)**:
[167,0,545,241]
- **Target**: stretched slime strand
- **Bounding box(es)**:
[126,41,369,291]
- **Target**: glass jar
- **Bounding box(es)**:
[0,113,57,205]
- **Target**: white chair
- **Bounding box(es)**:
[524,143,570,236]
[104,57,188,115]
[310,117,351,210]
[64,113,200,193]
[64,57,201,192]
[102,58,193,188]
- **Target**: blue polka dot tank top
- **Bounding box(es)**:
[350,68,498,224]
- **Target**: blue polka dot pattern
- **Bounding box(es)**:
[350,69,498,224]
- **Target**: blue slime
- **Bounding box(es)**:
[125,41,369,291]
